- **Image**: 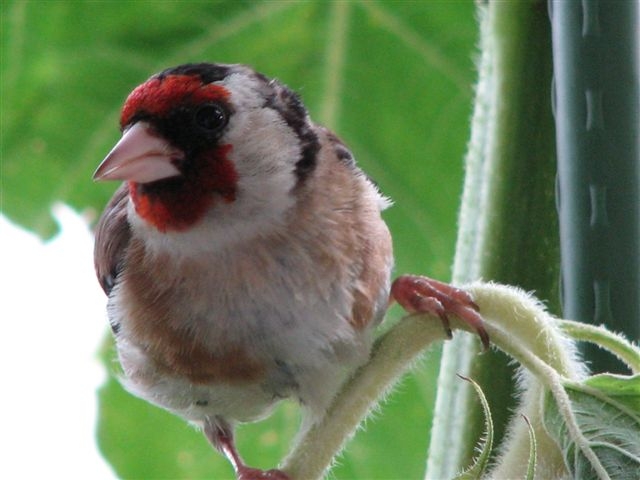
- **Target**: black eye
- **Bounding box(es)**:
[194,104,228,132]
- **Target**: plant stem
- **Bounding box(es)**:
[281,317,448,480]
[558,320,640,374]
[426,1,558,477]
[550,0,640,374]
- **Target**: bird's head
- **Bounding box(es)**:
[94,63,319,242]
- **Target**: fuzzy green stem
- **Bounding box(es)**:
[463,283,579,479]
[281,281,577,479]
[558,320,640,374]
[427,1,558,477]
[280,279,639,479]
[281,317,448,480]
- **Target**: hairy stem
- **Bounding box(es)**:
[558,320,640,374]
[281,281,584,479]
[281,317,448,480]
[427,1,558,477]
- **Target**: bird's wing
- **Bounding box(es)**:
[94,183,131,295]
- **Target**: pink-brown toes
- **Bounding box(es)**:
[237,467,290,480]
[417,296,453,339]
[204,417,290,480]
[453,303,490,350]
[391,275,490,350]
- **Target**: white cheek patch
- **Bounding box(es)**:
[224,107,300,229]
[221,72,306,191]
[222,77,302,220]
[228,109,300,180]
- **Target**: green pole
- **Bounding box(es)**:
[550,0,640,373]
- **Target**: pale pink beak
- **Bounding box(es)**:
[93,122,184,183]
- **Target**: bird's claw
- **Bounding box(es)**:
[237,467,290,480]
[204,417,290,480]
[391,275,489,350]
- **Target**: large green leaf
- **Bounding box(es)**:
[2,1,477,478]
[544,375,640,479]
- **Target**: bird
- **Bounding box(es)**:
[93,63,488,480]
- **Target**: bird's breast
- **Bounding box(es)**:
[112,241,281,386]
[113,242,347,386]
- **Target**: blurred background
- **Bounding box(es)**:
[1,1,478,478]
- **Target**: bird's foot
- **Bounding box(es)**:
[237,466,290,480]
[204,416,290,480]
[391,275,489,349]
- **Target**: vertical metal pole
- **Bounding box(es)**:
[551,0,640,373]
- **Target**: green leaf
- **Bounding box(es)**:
[522,415,537,480]
[582,374,640,420]
[453,375,494,480]
[2,1,478,478]
[544,375,640,479]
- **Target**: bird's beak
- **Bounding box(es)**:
[93,122,184,183]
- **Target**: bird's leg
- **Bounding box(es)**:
[203,417,290,480]
[390,275,490,349]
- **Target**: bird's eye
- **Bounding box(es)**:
[194,104,228,132]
